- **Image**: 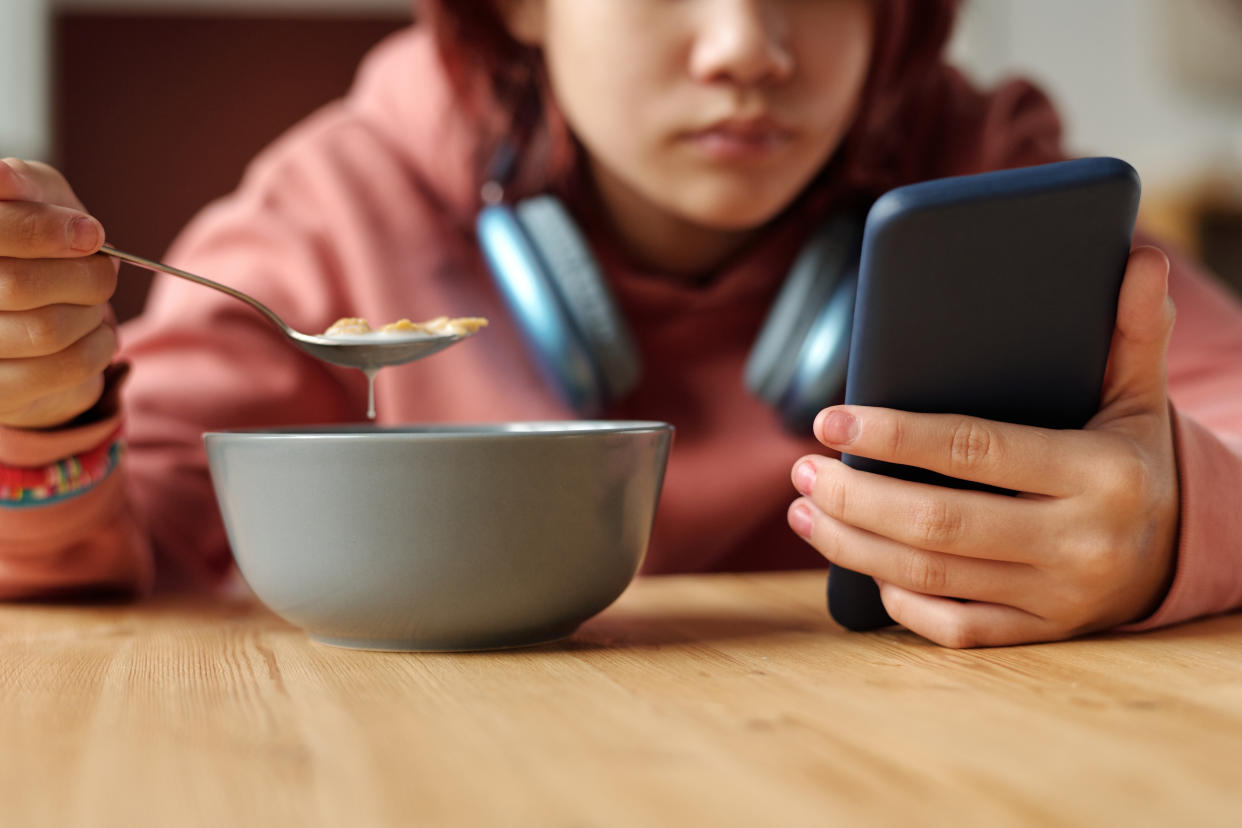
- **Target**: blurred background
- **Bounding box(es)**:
[1,0,1240,322]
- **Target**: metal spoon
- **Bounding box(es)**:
[100,244,474,372]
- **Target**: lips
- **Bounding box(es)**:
[681,116,795,161]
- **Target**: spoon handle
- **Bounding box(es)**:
[99,244,291,334]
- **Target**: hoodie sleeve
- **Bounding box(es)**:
[1120,248,1242,630]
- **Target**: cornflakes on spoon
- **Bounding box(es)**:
[322,315,489,418]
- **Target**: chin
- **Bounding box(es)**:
[675,190,796,231]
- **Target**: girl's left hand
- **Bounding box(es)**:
[787,246,1180,648]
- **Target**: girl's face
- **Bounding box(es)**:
[500,0,875,232]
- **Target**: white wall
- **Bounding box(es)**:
[0,0,49,161]
[951,0,1242,193]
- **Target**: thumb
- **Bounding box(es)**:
[1095,245,1175,423]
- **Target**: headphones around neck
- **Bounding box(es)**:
[475,193,863,432]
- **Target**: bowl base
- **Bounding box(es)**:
[307,619,584,653]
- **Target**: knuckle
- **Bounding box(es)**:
[902,550,949,595]
[1092,444,1150,504]
[13,207,49,249]
[807,513,837,558]
[0,258,45,309]
[1056,520,1129,598]
[0,369,39,416]
[884,412,909,457]
[20,307,64,354]
[937,620,981,650]
[816,465,850,518]
[50,326,113,387]
[47,348,89,390]
[93,323,119,363]
[0,266,24,309]
[60,346,101,387]
[0,258,115,312]
[1075,533,1127,584]
[27,304,105,355]
[83,256,119,304]
[909,496,961,548]
[1114,445,1149,486]
[949,419,994,470]
[59,375,106,420]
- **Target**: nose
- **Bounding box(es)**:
[688,0,795,86]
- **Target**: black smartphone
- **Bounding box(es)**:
[828,157,1142,631]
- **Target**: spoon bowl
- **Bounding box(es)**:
[100,244,476,371]
[284,330,471,371]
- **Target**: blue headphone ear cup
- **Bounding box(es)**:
[514,197,641,402]
[778,270,857,431]
[745,211,864,431]
[476,203,608,415]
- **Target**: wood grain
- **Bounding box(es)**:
[2,571,1240,827]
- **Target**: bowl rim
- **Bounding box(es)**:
[203,420,674,442]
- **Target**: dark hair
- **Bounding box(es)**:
[420,0,574,201]
[421,0,962,205]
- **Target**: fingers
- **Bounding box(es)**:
[0,158,102,258]
[0,304,109,358]
[0,373,107,429]
[0,201,105,258]
[877,581,1063,648]
[792,455,1059,562]
[789,497,1036,604]
[813,405,1083,497]
[0,160,115,429]
[0,324,117,418]
[1097,245,1175,415]
[0,255,117,310]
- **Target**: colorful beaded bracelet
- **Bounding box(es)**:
[0,428,124,508]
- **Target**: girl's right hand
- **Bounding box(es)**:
[0,158,118,429]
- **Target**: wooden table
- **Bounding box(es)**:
[2,571,1240,827]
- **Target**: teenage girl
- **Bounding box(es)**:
[2,0,1241,646]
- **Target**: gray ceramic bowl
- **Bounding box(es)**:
[204,422,672,651]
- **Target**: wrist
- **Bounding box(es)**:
[0,425,124,508]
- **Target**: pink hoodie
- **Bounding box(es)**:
[2,28,1241,632]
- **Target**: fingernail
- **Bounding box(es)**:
[69,216,101,252]
[793,460,817,495]
[789,503,813,538]
[819,409,858,446]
